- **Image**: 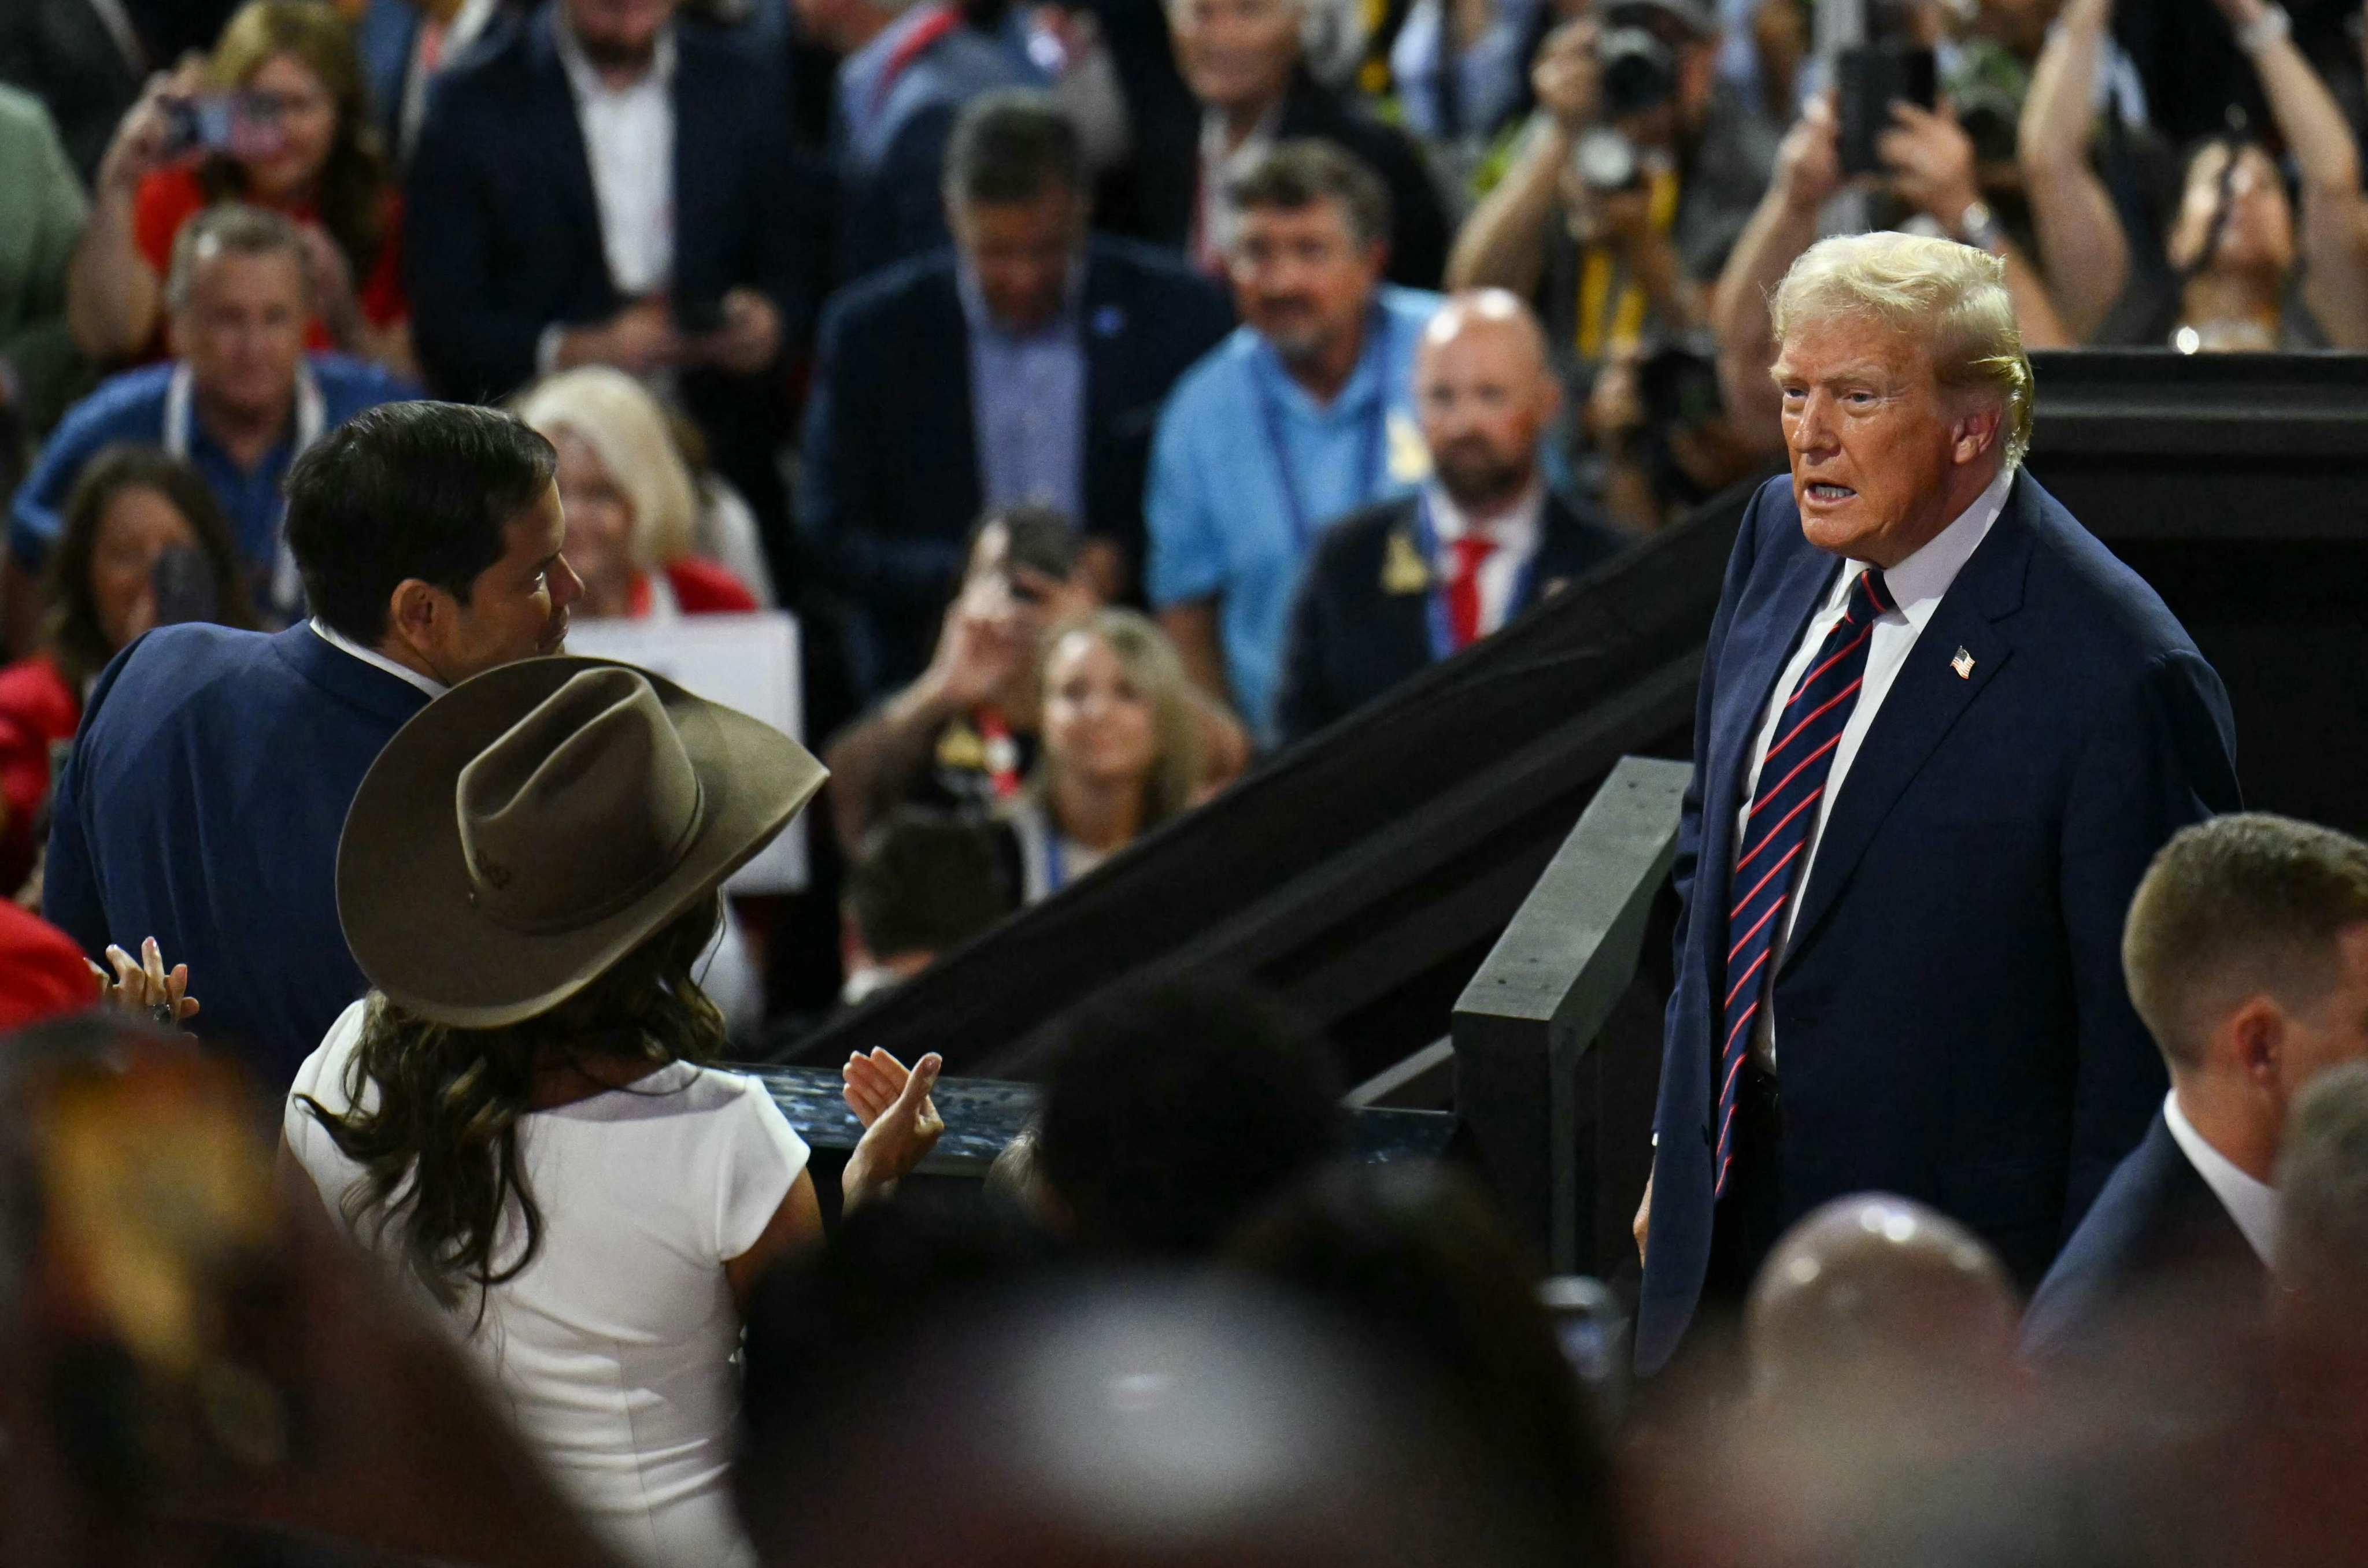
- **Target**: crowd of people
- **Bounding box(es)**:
[5,1,2368,1562]
[6,0,2368,1021]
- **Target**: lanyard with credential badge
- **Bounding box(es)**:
[1252,312,1397,551]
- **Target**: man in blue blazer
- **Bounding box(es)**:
[1633,233,2241,1374]
[2023,814,2368,1362]
[43,403,580,1089]
[800,92,1232,698]
[404,0,811,529]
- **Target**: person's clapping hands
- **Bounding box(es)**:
[88,935,200,1028]
[1880,99,1984,231]
[840,1048,946,1210]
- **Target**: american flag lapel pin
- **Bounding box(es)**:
[1951,646,1975,679]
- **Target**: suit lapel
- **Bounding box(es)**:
[529,16,606,290]
[927,268,984,513]
[1707,539,1840,884]
[1779,483,2037,970]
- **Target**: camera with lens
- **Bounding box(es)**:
[1597,25,1678,120]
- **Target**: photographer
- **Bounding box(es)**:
[2020,0,2368,349]
[1711,87,2069,449]
[1583,332,1760,533]
[1446,1,1775,373]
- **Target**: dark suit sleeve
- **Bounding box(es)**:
[797,295,965,611]
[39,635,146,957]
[745,93,816,351]
[1656,489,1764,1141]
[405,91,543,400]
[2055,646,2240,1230]
[1274,539,1341,747]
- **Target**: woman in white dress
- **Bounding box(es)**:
[282,657,942,1567]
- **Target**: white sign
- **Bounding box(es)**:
[561,611,808,892]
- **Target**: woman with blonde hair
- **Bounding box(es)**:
[68,0,414,376]
[1001,609,1204,905]
[516,367,774,620]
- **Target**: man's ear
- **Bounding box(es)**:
[1951,402,2003,466]
[384,578,445,658]
[2228,995,2285,1087]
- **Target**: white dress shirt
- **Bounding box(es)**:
[554,18,677,298]
[1191,103,1283,272]
[1423,481,1544,639]
[1734,462,2016,1067]
[309,618,447,699]
[2162,1089,2280,1265]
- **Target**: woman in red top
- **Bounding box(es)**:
[515,369,763,622]
[65,1,413,381]
[0,446,257,897]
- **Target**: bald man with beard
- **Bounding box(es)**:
[1272,290,1626,744]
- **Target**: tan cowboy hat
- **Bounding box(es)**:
[337,657,827,1029]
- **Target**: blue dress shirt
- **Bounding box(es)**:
[1145,284,1442,743]
[10,354,413,619]
[960,267,1086,524]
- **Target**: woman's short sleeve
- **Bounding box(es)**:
[283,997,374,1219]
[712,1075,812,1262]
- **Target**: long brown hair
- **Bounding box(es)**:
[42,444,258,691]
[298,898,729,1318]
[202,1,393,285]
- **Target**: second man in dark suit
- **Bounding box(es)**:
[2023,813,2368,1363]
[404,0,808,529]
[1275,288,1625,744]
[800,90,1233,699]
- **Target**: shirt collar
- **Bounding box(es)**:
[1198,99,1286,172]
[553,12,676,99]
[2162,1088,2280,1265]
[956,258,1085,342]
[1424,480,1544,551]
[309,618,447,699]
[1851,461,2014,616]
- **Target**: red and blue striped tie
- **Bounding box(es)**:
[1714,566,1895,1196]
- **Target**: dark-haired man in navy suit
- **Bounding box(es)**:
[1633,232,2241,1374]
[801,91,1231,698]
[2023,813,2368,1362]
[1275,290,1625,744]
[43,403,581,1089]
[404,0,810,532]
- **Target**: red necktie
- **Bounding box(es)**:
[1446,534,1498,650]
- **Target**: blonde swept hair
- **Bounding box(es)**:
[514,368,699,570]
[1030,609,1204,833]
[1769,232,2036,468]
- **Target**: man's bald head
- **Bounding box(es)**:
[1414,291,1560,514]
[1747,1195,2019,1403]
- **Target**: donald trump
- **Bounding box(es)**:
[1633,232,2241,1371]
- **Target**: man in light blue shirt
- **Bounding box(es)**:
[1147,140,1441,746]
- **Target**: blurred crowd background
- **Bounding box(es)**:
[10,0,2368,1035]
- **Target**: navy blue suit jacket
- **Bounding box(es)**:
[2021,1109,2265,1361]
[404,8,809,404]
[1274,491,1628,746]
[1636,470,2241,1373]
[799,238,1233,696]
[43,624,431,1090]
